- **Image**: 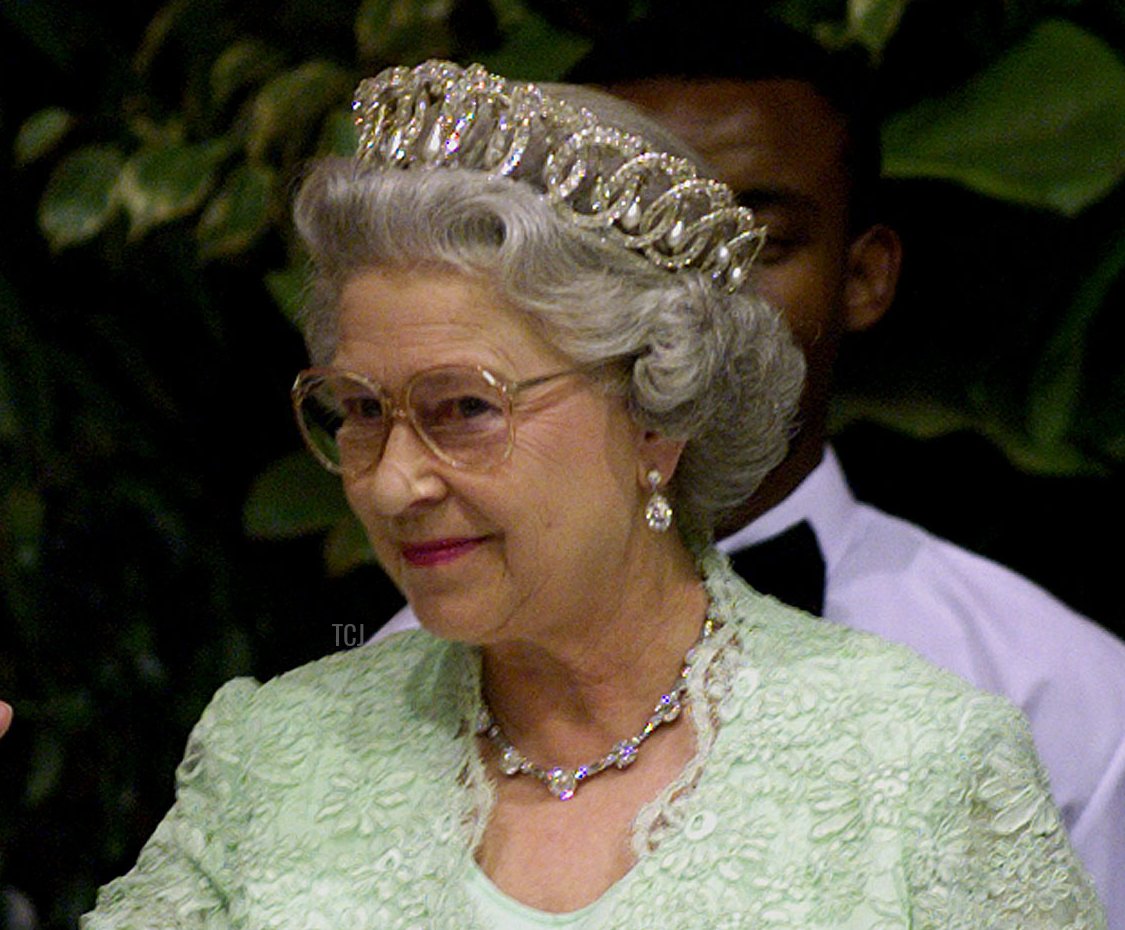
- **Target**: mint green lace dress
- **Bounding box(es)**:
[82,553,1105,929]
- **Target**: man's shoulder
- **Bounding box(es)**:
[759,449,1124,675]
[839,499,1120,653]
[826,499,1125,779]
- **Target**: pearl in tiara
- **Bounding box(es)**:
[352,60,767,293]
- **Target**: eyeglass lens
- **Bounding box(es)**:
[296,368,512,473]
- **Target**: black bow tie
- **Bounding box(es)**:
[728,520,825,616]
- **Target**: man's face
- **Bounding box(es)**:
[609,77,895,523]
[608,78,855,364]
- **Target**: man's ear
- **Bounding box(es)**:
[843,223,902,333]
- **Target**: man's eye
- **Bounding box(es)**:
[755,238,798,266]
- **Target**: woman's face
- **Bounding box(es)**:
[332,267,660,646]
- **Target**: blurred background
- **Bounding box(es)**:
[1,1,1122,926]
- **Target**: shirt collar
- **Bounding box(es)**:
[717,446,855,571]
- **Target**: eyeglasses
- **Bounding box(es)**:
[291,363,601,475]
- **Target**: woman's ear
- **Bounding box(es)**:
[843,223,902,333]
[637,430,686,488]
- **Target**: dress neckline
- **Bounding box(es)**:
[456,552,752,914]
[465,858,612,927]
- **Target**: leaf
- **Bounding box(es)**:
[210,39,285,113]
[133,0,191,76]
[478,7,591,81]
[243,451,353,538]
[3,484,45,544]
[197,163,275,259]
[26,733,66,806]
[487,0,530,24]
[37,145,124,251]
[1102,433,1125,464]
[0,274,18,439]
[831,394,1101,476]
[832,395,974,440]
[1027,224,1125,447]
[883,19,1125,215]
[247,61,352,162]
[264,264,308,326]
[3,0,76,69]
[15,108,74,166]
[318,108,359,157]
[0,363,15,440]
[845,0,907,56]
[118,138,231,239]
[816,0,906,56]
[2,484,45,573]
[1086,350,1125,465]
[324,514,376,575]
[355,0,455,63]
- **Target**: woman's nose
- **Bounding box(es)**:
[361,419,446,515]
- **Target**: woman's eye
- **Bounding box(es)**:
[343,396,384,422]
[420,393,503,434]
[453,395,499,419]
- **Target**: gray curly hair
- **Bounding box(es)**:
[292,85,804,541]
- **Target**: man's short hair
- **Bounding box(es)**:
[567,6,882,232]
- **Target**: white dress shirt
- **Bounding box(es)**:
[374,447,1125,926]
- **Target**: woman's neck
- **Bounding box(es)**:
[478,537,707,769]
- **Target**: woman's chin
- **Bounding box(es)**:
[409,595,494,644]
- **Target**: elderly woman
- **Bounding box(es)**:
[83,61,1103,928]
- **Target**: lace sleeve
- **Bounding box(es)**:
[81,677,259,929]
[907,695,1106,930]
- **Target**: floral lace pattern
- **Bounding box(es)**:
[83,553,1105,929]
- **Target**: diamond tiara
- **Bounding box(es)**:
[352,60,767,293]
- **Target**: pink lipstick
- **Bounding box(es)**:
[400,537,483,567]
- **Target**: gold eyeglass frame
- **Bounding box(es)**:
[291,362,606,475]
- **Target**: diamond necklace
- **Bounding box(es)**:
[475,610,718,801]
